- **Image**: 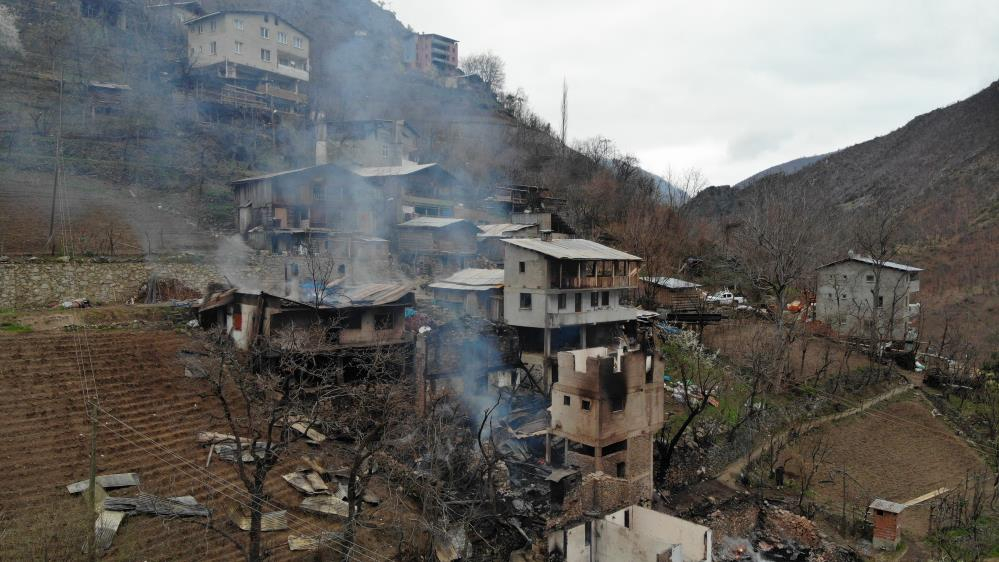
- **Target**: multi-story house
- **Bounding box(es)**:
[185,10,310,112]
[405,33,459,72]
[815,252,922,342]
[501,238,643,385]
[550,346,665,509]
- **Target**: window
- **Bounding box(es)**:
[601,291,609,306]
[260,49,271,62]
[598,261,612,277]
[375,313,395,330]
[197,23,203,33]
[312,185,324,200]
[518,261,525,273]
[277,31,288,44]
[611,396,625,412]
[590,292,599,307]
[234,41,243,54]
[209,41,217,55]
[344,312,362,330]
[877,296,884,308]
[581,399,591,411]
[584,261,596,276]
[294,36,303,49]
[866,274,875,282]
[234,18,244,30]
[584,522,592,546]
[563,395,570,406]
[519,293,532,309]
[624,509,630,528]
[575,293,582,312]
[260,26,269,38]
[209,19,216,32]
[616,462,627,478]
[601,440,627,455]
[557,293,566,310]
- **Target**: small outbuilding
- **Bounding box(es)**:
[396,217,481,277]
[640,277,702,311]
[429,268,504,321]
[869,498,905,550]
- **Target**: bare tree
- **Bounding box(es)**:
[796,432,830,515]
[199,324,339,562]
[655,331,724,489]
[460,51,506,93]
[730,175,819,330]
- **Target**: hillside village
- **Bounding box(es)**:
[0,1,998,561]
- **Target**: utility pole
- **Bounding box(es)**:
[840,465,848,534]
[559,78,568,148]
[47,71,65,255]
[86,400,98,561]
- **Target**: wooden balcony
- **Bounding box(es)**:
[553,274,637,290]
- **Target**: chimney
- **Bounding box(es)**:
[847,249,856,259]
[315,112,328,165]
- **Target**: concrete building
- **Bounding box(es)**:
[549,505,712,562]
[185,10,310,112]
[396,217,481,278]
[551,347,665,507]
[501,238,642,384]
[319,120,421,168]
[405,33,458,72]
[815,253,922,341]
[429,268,504,321]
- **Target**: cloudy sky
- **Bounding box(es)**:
[388,1,999,186]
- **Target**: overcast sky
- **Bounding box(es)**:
[387,1,999,186]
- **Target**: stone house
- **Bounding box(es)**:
[550,347,664,509]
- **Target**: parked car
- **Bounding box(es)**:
[706,290,745,305]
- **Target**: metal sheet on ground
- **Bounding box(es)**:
[66,473,140,494]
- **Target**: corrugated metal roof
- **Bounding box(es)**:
[476,223,535,238]
[350,162,438,177]
[429,269,504,291]
[869,498,906,513]
[398,217,475,229]
[230,163,348,185]
[818,255,922,273]
[321,283,413,307]
[502,238,641,261]
[641,277,701,289]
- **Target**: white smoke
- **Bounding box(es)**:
[0,4,23,56]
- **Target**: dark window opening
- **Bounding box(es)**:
[558,293,567,310]
[519,261,526,273]
[601,291,609,306]
[624,509,630,528]
[611,396,625,412]
[519,293,532,309]
[563,395,571,406]
[569,440,595,457]
[343,312,362,330]
[375,313,394,330]
[590,292,599,307]
[877,296,884,308]
[584,521,592,546]
[575,293,582,312]
[616,462,626,477]
[581,399,591,411]
[338,264,346,275]
[601,440,627,455]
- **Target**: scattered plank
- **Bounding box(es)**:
[903,487,951,507]
[288,532,344,551]
[103,493,209,517]
[197,431,237,444]
[283,470,330,495]
[66,473,140,494]
[299,494,348,517]
[94,510,126,553]
[229,509,288,532]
